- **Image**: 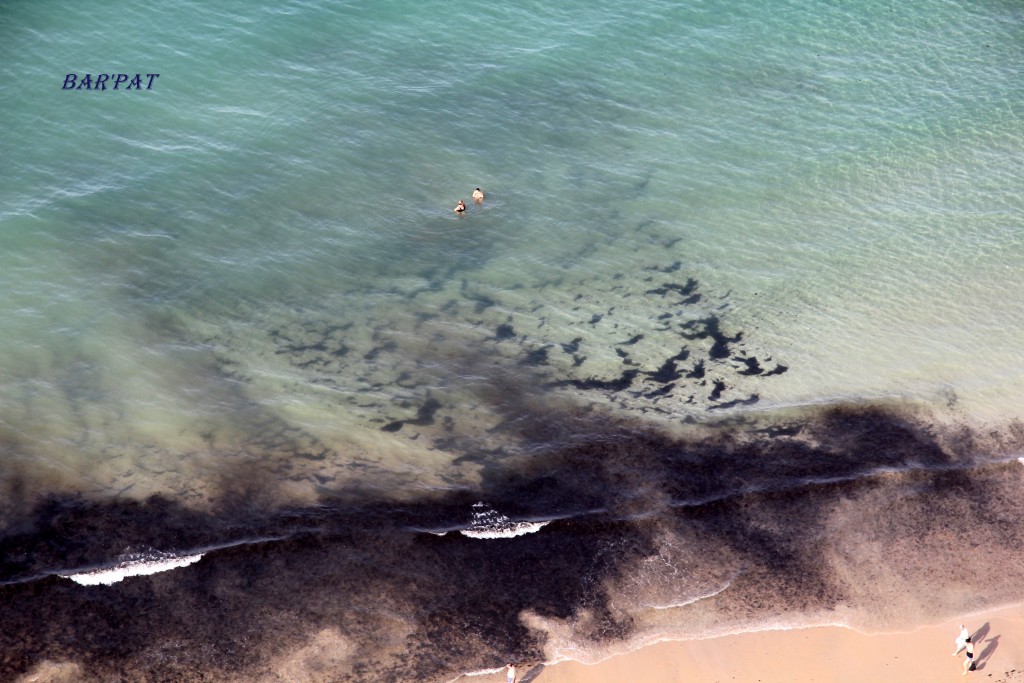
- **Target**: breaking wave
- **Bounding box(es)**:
[459,503,551,539]
[60,548,204,586]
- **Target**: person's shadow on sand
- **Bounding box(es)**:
[973,634,999,671]
[966,622,996,672]
[520,665,545,683]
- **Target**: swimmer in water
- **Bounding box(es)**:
[472,187,485,203]
[454,200,466,214]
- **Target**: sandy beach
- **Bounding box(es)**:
[532,605,1024,683]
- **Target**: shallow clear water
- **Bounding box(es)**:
[1,0,1023,681]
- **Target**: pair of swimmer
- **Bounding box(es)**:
[454,188,485,213]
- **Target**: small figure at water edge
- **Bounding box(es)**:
[952,624,969,655]
[506,662,517,683]
[472,187,485,203]
[454,200,466,214]
[962,637,975,675]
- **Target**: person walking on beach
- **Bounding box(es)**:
[953,624,970,655]
[472,187,485,203]
[454,200,467,214]
[506,662,517,683]
[962,637,975,675]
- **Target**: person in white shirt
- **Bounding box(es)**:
[952,624,969,655]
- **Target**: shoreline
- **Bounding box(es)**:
[529,604,1024,683]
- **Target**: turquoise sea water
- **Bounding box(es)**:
[2,1,1024,681]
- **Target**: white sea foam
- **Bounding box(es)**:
[450,665,507,680]
[461,521,549,539]
[60,550,203,586]
[458,502,549,539]
[647,575,738,610]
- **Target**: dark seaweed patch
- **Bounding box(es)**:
[643,383,674,399]
[687,359,705,379]
[364,340,399,361]
[560,337,583,354]
[495,324,516,341]
[275,340,328,355]
[709,394,760,410]
[736,357,764,376]
[521,347,551,367]
[465,294,497,313]
[2,404,1023,683]
[268,267,785,432]
[549,369,641,392]
[647,358,682,384]
[409,398,443,426]
[380,398,443,432]
[708,379,727,401]
[679,316,740,360]
[644,278,698,298]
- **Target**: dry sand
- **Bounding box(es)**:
[528,604,1024,683]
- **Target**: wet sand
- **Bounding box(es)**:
[534,604,1024,683]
